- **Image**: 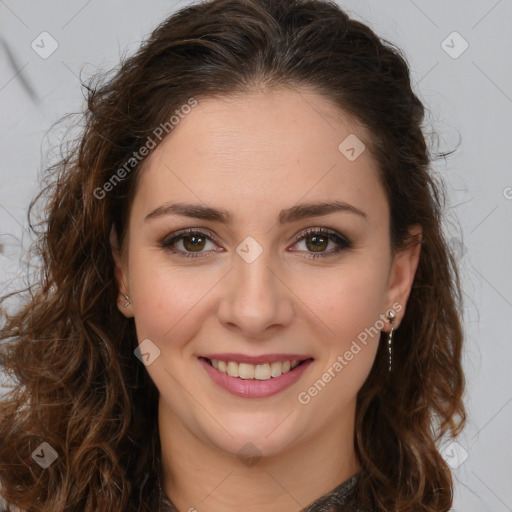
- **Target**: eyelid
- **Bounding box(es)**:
[291,226,347,244]
[160,227,222,247]
[289,227,353,258]
[160,226,353,258]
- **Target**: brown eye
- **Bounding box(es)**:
[291,228,353,259]
[182,234,207,252]
[160,229,221,259]
[305,233,329,252]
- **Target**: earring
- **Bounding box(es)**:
[123,294,130,308]
[386,310,396,372]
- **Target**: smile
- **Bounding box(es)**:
[209,358,302,380]
[198,356,314,398]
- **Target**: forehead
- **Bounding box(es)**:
[133,88,385,223]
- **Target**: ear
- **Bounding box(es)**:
[384,225,422,330]
[110,226,134,318]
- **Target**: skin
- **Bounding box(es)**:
[112,87,421,512]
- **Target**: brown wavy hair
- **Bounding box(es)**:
[0,0,465,510]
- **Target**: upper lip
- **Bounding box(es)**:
[199,353,314,365]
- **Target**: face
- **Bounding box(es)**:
[112,88,420,459]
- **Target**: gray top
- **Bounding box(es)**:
[300,473,361,512]
[160,472,361,511]
[0,472,361,511]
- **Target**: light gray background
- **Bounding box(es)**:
[0,1,511,510]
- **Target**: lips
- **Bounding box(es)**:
[198,354,314,398]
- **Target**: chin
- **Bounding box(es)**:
[202,421,301,461]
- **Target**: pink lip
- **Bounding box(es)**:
[199,357,314,398]
[199,353,312,365]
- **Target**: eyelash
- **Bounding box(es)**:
[159,227,353,260]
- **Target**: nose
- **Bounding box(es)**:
[216,243,295,338]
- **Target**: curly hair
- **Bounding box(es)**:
[0,0,465,510]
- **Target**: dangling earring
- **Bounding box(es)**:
[123,294,130,308]
[387,310,395,372]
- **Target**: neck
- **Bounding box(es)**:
[159,398,360,512]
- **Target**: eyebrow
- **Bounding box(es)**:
[145,200,367,224]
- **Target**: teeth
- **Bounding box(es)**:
[254,363,271,380]
[209,359,302,380]
[238,363,255,379]
[270,361,282,377]
[227,361,238,377]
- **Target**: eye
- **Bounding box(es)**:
[160,227,353,260]
[160,229,222,259]
[289,228,353,259]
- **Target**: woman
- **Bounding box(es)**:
[0,0,465,510]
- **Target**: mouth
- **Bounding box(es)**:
[199,357,313,381]
[198,355,314,398]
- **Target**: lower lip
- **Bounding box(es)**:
[199,358,314,398]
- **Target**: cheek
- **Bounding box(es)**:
[288,261,390,423]
[305,276,384,400]
[298,259,389,392]
[126,248,212,346]
[304,261,388,339]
